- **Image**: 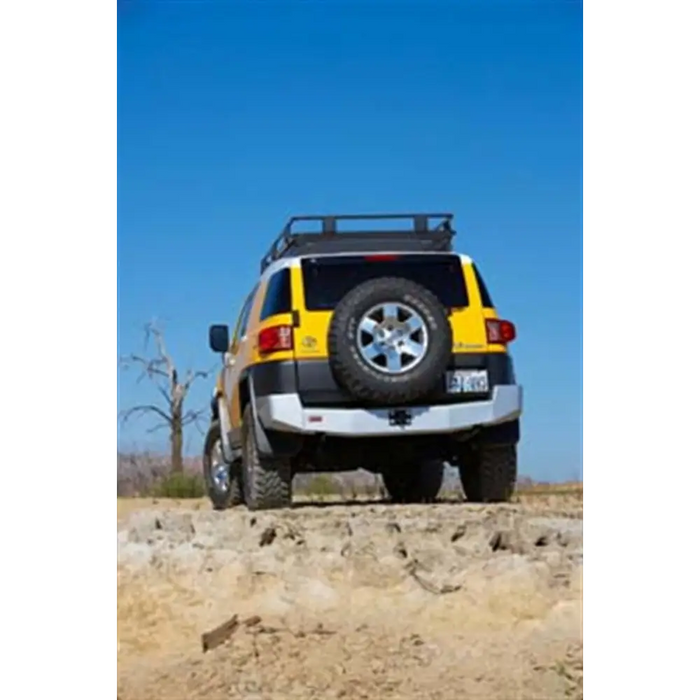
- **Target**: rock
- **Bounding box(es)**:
[259,526,277,547]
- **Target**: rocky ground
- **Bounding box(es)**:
[117,492,582,700]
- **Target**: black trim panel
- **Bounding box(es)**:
[248,354,515,408]
[249,361,297,395]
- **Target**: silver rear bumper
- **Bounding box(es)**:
[255,385,523,437]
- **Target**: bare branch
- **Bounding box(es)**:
[182,408,210,436]
[182,407,209,427]
[119,404,172,428]
[153,382,173,407]
[182,370,211,394]
[182,366,215,394]
[145,422,171,435]
[144,322,175,381]
[119,353,170,381]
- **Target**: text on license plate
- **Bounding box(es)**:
[445,369,489,394]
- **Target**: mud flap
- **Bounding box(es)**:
[216,396,241,463]
[248,377,303,458]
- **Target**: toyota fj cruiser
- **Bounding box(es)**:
[204,213,523,511]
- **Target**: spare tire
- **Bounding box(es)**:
[328,276,452,405]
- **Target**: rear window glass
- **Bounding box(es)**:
[260,268,292,320]
[473,264,494,308]
[301,254,469,311]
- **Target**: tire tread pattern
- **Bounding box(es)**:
[459,445,517,503]
[241,405,292,511]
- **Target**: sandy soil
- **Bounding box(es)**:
[118,493,582,699]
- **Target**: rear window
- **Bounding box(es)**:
[260,268,292,320]
[301,254,469,311]
[473,264,494,308]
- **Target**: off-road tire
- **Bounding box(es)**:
[240,404,292,511]
[458,444,517,503]
[203,420,243,510]
[328,277,453,405]
[382,460,445,503]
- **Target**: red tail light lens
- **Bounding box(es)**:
[486,319,516,344]
[258,325,294,354]
[364,254,400,261]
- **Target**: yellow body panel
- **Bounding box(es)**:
[223,281,267,430]
[288,265,328,360]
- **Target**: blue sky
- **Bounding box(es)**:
[117,0,582,481]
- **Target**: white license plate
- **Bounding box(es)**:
[445,369,489,394]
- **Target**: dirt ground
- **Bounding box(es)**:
[117,491,582,699]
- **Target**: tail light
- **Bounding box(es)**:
[486,319,516,344]
[258,325,294,354]
[364,254,400,262]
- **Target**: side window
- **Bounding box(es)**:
[473,264,495,308]
[259,268,292,321]
[238,297,254,338]
[232,287,258,344]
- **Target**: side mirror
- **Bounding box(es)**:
[208,324,229,353]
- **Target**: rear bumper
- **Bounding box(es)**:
[255,385,523,437]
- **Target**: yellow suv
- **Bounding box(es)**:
[204,213,522,511]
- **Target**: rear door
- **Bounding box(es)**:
[294,253,489,357]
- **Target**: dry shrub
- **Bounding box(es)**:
[150,472,206,499]
[118,451,202,497]
[304,474,338,498]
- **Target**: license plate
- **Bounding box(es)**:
[445,369,489,394]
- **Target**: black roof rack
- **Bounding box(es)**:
[260,213,456,273]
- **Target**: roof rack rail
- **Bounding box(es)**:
[260,213,456,273]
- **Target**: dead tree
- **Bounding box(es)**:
[119,321,213,474]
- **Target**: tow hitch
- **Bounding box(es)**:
[388,409,413,427]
